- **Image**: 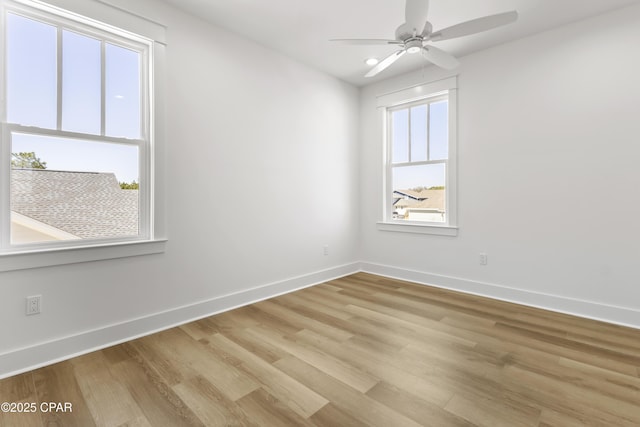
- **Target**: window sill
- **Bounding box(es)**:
[0,239,167,272]
[377,222,458,236]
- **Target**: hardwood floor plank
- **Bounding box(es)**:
[179,318,220,342]
[140,328,260,401]
[444,392,539,427]
[0,372,35,403]
[274,356,423,427]
[215,327,290,364]
[32,362,96,427]
[502,364,640,425]
[294,328,455,407]
[276,291,355,321]
[308,402,370,427]
[172,376,253,427]
[108,350,205,427]
[127,339,185,387]
[537,408,593,427]
[253,299,353,342]
[442,306,640,377]
[70,352,150,426]
[0,410,42,427]
[1,273,639,426]
[344,303,477,347]
[246,325,380,393]
[235,388,314,427]
[206,333,329,418]
[0,373,42,427]
[366,381,475,427]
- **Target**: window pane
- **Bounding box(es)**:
[62,30,101,134]
[410,105,427,162]
[429,100,448,160]
[392,164,445,222]
[6,13,57,129]
[10,133,139,244]
[391,109,408,163]
[106,43,141,139]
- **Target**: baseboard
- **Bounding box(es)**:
[0,262,361,380]
[361,262,640,330]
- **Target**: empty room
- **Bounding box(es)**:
[1,0,639,425]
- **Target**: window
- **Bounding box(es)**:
[0,0,165,268]
[378,77,457,235]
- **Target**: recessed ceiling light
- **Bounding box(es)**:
[365,58,379,66]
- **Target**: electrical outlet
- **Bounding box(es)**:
[26,295,41,316]
[479,253,488,266]
[323,245,329,256]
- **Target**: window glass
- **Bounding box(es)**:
[391,164,446,223]
[429,100,448,160]
[10,133,139,245]
[392,163,445,192]
[62,30,101,134]
[391,109,409,163]
[105,43,141,139]
[6,13,57,129]
[410,105,427,162]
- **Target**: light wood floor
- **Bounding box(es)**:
[1,273,640,426]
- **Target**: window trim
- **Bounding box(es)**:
[377,76,458,236]
[0,0,166,268]
[0,238,166,272]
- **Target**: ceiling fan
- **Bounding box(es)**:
[330,0,518,77]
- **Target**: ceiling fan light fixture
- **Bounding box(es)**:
[405,39,422,54]
[365,57,379,66]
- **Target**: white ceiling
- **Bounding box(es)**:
[161,0,640,86]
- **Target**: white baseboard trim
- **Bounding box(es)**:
[361,262,640,330]
[0,262,361,380]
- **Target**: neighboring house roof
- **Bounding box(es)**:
[394,189,445,211]
[393,189,425,200]
[11,169,138,240]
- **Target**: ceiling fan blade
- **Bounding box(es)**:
[330,38,402,45]
[422,45,460,70]
[405,0,430,33]
[429,11,518,42]
[365,50,406,78]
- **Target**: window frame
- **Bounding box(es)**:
[377,76,458,236]
[0,0,166,271]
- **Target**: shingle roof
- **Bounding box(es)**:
[394,189,445,211]
[410,190,445,210]
[11,169,138,240]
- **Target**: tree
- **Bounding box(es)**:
[120,181,139,190]
[409,185,445,192]
[11,152,47,169]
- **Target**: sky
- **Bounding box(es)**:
[391,100,448,190]
[7,12,141,183]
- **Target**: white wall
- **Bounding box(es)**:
[0,0,360,377]
[360,4,640,327]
